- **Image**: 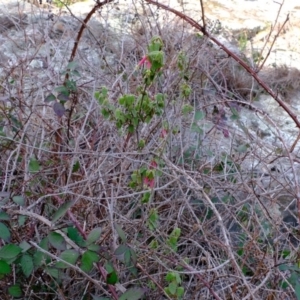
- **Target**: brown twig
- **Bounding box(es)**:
[64,0,114,84]
[257,12,289,72]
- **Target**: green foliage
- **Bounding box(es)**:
[55,249,80,269]
[114,225,138,277]
[45,61,80,117]
[29,156,40,173]
[237,31,248,52]
[0,218,136,296]
[164,272,184,299]
[0,222,10,241]
[147,209,159,231]
[167,227,181,252]
[81,250,99,273]
[119,288,145,300]
[8,285,22,297]
[105,261,118,284]
[52,0,84,8]
[51,201,75,223]
[95,37,165,135]
[279,264,300,299]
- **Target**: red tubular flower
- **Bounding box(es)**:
[160,129,168,138]
[144,177,155,189]
[138,56,151,69]
[150,160,157,169]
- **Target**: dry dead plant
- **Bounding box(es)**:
[0,0,299,299]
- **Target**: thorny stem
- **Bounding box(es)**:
[199,0,206,33]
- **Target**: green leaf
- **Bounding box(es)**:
[147,209,159,231]
[33,238,49,268]
[53,102,66,117]
[296,282,300,300]
[127,124,135,133]
[33,251,43,269]
[106,270,118,285]
[101,87,108,96]
[194,110,205,121]
[114,223,126,243]
[114,245,128,262]
[0,211,10,221]
[105,261,114,274]
[67,227,85,247]
[87,244,100,252]
[21,254,34,277]
[141,191,151,204]
[48,232,66,250]
[66,80,77,92]
[95,87,108,105]
[19,241,31,252]
[57,93,69,102]
[124,95,135,106]
[149,239,158,249]
[138,139,145,149]
[281,250,290,259]
[54,85,69,95]
[236,143,250,153]
[55,249,79,269]
[66,61,78,71]
[281,280,288,289]
[124,249,131,266]
[101,108,110,119]
[168,282,177,295]
[191,123,203,134]
[86,227,102,245]
[71,69,81,77]
[0,222,10,241]
[177,286,184,298]
[8,284,22,297]
[0,244,22,260]
[230,107,240,120]
[29,156,40,173]
[0,260,11,274]
[81,250,99,273]
[52,201,74,223]
[166,272,176,282]
[182,104,193,115]
[279,264,300,272]
[45,93,56,103]
[18,215,27,226]
[174,272,181,284]
[114,108,123,120]
[45,267,60,279]
[12,195,25,206]
[72,161,80,173]
[119,288,144,300]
